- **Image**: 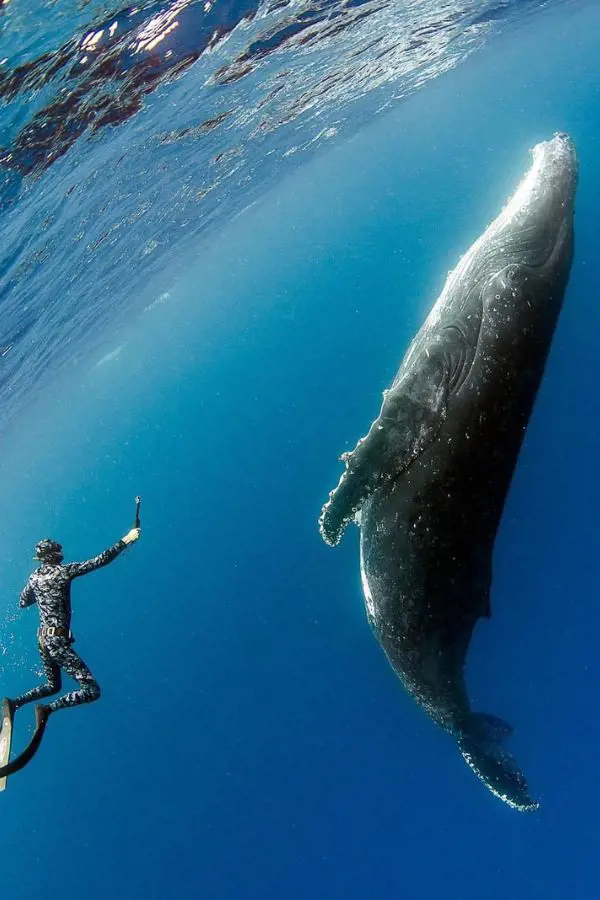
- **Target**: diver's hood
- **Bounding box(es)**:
[34,538,64,563]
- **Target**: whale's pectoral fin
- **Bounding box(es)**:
[319,347,448,546]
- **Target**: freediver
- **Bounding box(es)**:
[7,525,141,726]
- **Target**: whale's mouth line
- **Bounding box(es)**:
[434,146,570,316]
[478,141,575,275]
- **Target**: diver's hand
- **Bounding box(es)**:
[122,527,141,545]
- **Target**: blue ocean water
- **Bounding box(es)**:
[0,0,599,897]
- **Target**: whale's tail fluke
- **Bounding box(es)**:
[458,713,539,812]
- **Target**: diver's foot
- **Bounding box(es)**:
[35,705,51,727]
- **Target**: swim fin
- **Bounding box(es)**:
[0,698,15,791]
[0,703,49,782]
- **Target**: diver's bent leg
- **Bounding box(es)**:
[46,646,100,714]
[14,643,61,710]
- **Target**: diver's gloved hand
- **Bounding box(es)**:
[122,527,141,545]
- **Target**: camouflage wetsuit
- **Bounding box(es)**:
[15,541,126,713]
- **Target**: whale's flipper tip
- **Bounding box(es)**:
[458,713,539,813]
[319,492,348,547]
[319,444,376,546]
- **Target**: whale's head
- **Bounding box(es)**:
[428,133,577,337]
[490,131,577,271]
[414,132,577,387]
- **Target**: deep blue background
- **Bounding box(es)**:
[1,3,600,898]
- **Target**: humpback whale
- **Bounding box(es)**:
[319,133,577,811]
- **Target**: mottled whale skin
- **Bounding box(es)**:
[319,134,577,812]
